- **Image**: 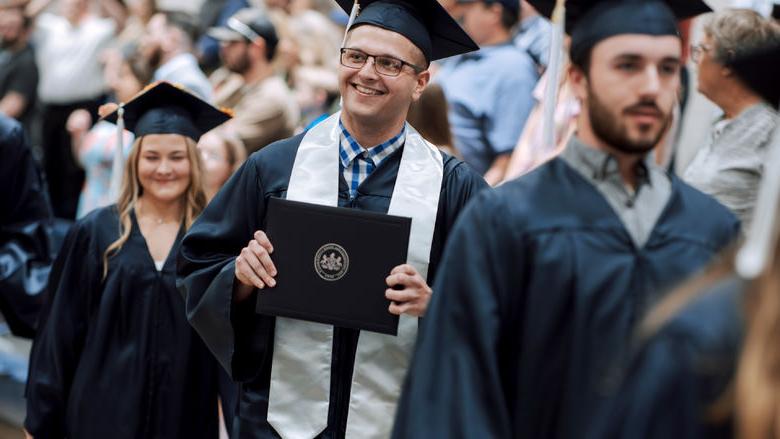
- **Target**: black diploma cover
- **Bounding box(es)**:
[256,197,412,335]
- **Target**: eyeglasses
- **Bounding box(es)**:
[339,48,425,77]
[690,43,712,63]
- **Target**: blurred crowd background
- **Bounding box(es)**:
[0,0,778,435]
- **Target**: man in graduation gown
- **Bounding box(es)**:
[177,1,487,437]
[391,1,741,438]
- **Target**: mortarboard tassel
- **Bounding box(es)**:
[736,126,780,278]
[341,0,361,48]
[109,105,125,202]
[339,1,361,109]
[541,0,565,151]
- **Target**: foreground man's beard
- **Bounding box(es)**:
[588,86,672,156]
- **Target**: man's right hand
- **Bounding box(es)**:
[234,230,277,302]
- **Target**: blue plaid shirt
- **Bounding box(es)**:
[339,120,406,199]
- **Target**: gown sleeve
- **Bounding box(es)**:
[586,280,742,439]
[24,221,98,437]
[178,159,272,382]
[392,189,522,438]
[0,118,56,337]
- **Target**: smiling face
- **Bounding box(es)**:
[137,134,193,203]
[339,25,430,134]
[572,34,682,155]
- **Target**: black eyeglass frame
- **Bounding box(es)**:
[339,47,426,77]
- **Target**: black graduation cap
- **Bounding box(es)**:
[729,43,780,109]
[333,0,478,62]
[527,0,711,64]
[102,81,232,142]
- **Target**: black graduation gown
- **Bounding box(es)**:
[24,206,220,438]
[177,132,488,438]
[586,276,743,439]
[0,114,58,337]
[391,158,740,439]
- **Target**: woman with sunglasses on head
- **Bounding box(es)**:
[24,82,231,439]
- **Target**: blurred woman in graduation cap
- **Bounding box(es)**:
[586,43,780,439]
[683,9,780,233]
[24,81,232,439]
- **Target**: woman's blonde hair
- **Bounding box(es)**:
[102,134,206,277]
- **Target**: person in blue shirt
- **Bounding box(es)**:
[392,1,739,437]
[514,0,552,72]
[436,0,539,185]
[434,0,539,185]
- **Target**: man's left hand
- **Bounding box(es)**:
[385,264,431,317]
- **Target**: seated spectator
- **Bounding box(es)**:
[66,43,151,218]
[683,9,780,232]
[406,83,460,158]
[196,0,249,72]
[0,4,38,135]
[141,9,213,101]
[208,7,299,153]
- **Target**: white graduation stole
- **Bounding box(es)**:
[266,112,443,439]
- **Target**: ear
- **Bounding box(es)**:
[411,70,431,101]
[720,64,735,79]
[569,64,589,102]
[251,37,268,60]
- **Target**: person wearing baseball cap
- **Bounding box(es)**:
[178,1,488,438]
[207,8,300,154]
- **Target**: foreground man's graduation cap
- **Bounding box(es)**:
[528,0,711,63]
[334,0,479,62]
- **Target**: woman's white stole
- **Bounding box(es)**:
[266,112,443,439]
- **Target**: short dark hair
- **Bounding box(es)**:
[498,3,519,30]
[571,49,592,77]
[162,10,200,44]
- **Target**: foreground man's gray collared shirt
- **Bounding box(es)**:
[560,136,672,248]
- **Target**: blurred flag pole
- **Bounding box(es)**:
[541,0,565,150]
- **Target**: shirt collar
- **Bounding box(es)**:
[338,119,406,169]
[562,135,652,188]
